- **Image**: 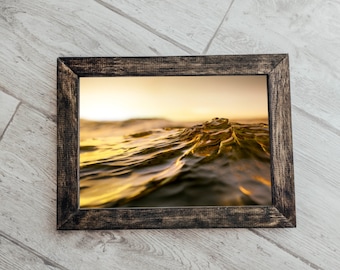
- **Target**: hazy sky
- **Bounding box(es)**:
[80,75,268,122]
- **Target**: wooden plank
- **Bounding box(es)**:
[252,110,340,269]
[61,207,293,230]
[204,4,340,267]
[268,56,295,225]
[0,104,312,270]
[60,54,285,76]
[97,0,233,53]
[56,60,79,228]
[0,0,186,119]
[0,91,20,138]
[0,0,339,268]
[206,0,340,130]
[0,234,66,270]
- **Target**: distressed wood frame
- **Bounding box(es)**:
[57,54,295,230]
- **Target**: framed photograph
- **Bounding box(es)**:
[57,54,295,229]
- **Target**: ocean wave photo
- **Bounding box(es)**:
[79,117,271,208]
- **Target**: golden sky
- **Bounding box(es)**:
[80,75,267,122]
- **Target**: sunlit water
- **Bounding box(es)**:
[80,118,271,208]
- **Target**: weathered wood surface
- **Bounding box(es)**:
[1,0,340,269]
[0,234,67,270]
[59,54,286,76]
[57,55,295,229]
[0,91,20,138]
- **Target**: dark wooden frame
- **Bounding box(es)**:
[57,54,295,229]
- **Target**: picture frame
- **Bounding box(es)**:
[57,54,295,229]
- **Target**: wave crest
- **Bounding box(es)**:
[79,118,271,208]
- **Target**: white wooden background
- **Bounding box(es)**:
[1,0,339,269]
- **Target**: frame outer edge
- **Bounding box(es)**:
[57,54,295,229]
[269,55,296,226]
[57,58,80,229]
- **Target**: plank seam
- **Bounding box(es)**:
[293,105,340,137]
[202,0,235,54]
[0,86,56,123]
[93,0,198,55]
[0,101,21,142]
[250,229,323,270]
[0,231,70,270]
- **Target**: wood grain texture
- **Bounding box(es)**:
[57,60,79,228]
[0,0,186,119]
[57,55,295,229]
[206,0,340,130]
[0,236,56,270]
[96,0,234,53]
[0,233,67,270]
[0,104,306,269]
[253,110,340,269]
[0,0,339,268]
[60,54,285,76]
[205,1,340,268]
[0,91,20,137]
[268,56,295,224]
